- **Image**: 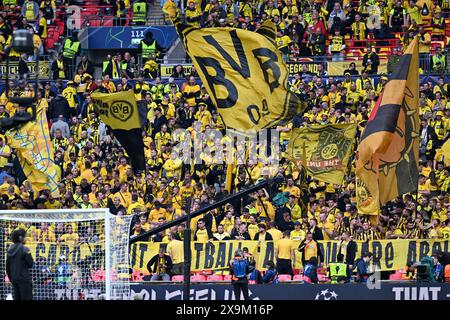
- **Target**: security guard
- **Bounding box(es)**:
[62,33,80,79]
[103,54,112,74]
[3,0,17,7]
[23,0,38,22]
[132,0,147,26]
[328,254,348,284]
[432,46,446,72]
[139,31,163,61]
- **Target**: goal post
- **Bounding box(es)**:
[0,209,132,300]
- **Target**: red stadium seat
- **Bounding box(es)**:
[45,38,55,50]
[206,274,224,281]
[131,269,144,282]
[277,274,292,282]
[223,275,232,281]
[102,17,114,27]
[293,274,305,281]
[190,275,206,282]
[171,275,184,282]
[445,265,450,283]
[318,274,330,282]
[389,273,403,281]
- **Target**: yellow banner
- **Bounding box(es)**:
[327,60,388,76]
[91,90,141,130]
[0,61,50,79]
[130,239,449,273]
[15,241,104,267]
[287,62,323,76]
[176,19,305,132]
[286,123,357,185]
[160,64,194,77]
[6,105,60,196]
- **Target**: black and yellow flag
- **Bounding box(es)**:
[286,123,357,184]
[356,37,419,206]
[175,19,305,132]
[91,90,146,172]
[91,90,141,130]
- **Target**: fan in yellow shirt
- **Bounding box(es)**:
[163,152,183,179]
[59,225,79,246]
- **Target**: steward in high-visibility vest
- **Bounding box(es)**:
[102,57,111,74]
[3,0,17,6]
[63,38,80,59]
[328,254,348,284]
[432,48,446,71]
[23,0,37,21]
[132,0,147,25]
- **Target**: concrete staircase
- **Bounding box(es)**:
[147,0,166,25]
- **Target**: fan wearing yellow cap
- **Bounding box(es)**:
[430,110,449,145]
[195,102,212,130]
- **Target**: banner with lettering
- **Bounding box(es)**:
[160,64,194,77]
[286,123,357,184]
[0,61,51,79]
[130,239,449,273]
[16,242,104,267]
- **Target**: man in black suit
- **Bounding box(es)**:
[338,231,357,278]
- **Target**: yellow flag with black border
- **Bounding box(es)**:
[91,90,146,172]
[91,90,141,130]
[174,18,305,132]
[356,37,419,206]
[286,123,357,184]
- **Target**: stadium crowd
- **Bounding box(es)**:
[0,0,449,284]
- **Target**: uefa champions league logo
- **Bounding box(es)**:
[314,289,338,300]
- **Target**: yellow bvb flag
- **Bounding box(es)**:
[286,123,357,184]
[90,90,141,130]
[174,18,306,132]
[91,90,146,172]
[356,37,420,207]
[6,105,60,196]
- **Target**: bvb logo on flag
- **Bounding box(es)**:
[310,127,351,166]
[110,100,134,122]
[362,88,419,177]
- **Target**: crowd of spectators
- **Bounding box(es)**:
[0,0,449,281]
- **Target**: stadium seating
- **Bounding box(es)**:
[277,274,292,282]
[171,275,184,282]
[190,275,207,282]
[206,274,224,281]
[389,273,404,281]
[293,274,306,281]
[223,275,233,281]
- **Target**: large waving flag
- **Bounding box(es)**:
[356,37,420,206]
[286,123,357,184]
[174,18,306,132]
[6,105,60,196]
[91,90,146,173]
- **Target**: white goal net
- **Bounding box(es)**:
[0,209,132,300]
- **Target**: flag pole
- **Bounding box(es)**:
[219,114,272,221]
